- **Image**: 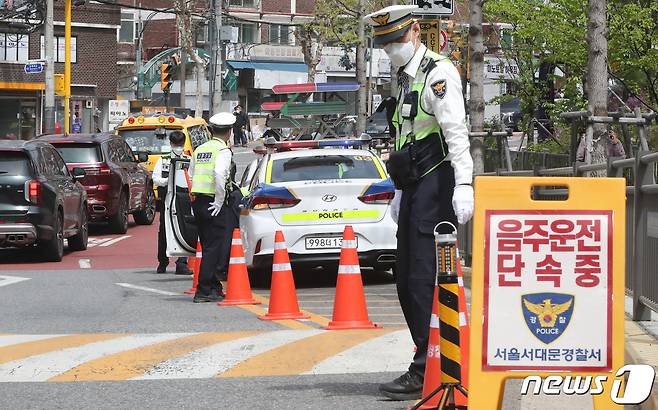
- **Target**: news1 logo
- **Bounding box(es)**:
[521,365,656,404]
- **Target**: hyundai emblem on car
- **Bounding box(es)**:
[322,194,337,202]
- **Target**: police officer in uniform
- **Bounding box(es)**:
[364,5,475,400]
[153,130,191,275]
[189,112,235,303]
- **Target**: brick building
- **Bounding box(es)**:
[0,2,119,138]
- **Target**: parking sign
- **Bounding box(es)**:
[416,0,453,16]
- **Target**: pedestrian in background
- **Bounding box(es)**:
[576,128,626,162]
[188,112,235,303]
[152,131,191,275]
[233,105,250,147]
[365,5,474,401]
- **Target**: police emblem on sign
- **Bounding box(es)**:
[521,293,574,344]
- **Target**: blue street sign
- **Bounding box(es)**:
[24,63,44,74]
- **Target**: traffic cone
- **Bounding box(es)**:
[456,252,470,392]
[184,241,202,295]
[259,231,309,320]
[325,225,380,330]
[218,229,261,306]
[417,287,443,409]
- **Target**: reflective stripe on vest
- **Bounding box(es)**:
[393,49,450,172]
[191,139,226,195]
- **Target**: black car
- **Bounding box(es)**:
[0,140,88,261]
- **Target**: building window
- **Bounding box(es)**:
[119,11,135,43]
[268,24,289,45]
[229,0,255,8]
[40,36,77,63]
[196,24,209,45]
[0,33,29,62]
[239,23,256,44]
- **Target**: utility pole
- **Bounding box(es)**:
[63,0,72,134]
[43,0,55,133]
[355,0,367,135]
[135,8,142,100]
[389,0,398,97]
[211,0,223,113]
[178,27,186,110]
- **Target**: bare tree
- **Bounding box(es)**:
[469,0,486,174]
[175,0,206,117]
[355,0,368,135]
[296,25,324,83]
[586,0,608,175]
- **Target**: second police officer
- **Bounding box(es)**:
[364,5,475,401]
[153,130,192,275]
[188,112,236,303]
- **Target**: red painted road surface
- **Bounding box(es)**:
[0,215,164,271]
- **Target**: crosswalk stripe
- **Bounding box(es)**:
[51,332,251,382]
[0,334,185,382]
[138,330,317,380]
[0,334,122,366]
[218,329,393,378]
[304,329,412,375]
[0,334,64,349]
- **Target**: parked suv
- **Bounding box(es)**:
[40,134,156,234]
[0,140,88,261]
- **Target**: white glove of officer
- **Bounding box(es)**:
[207,201,222,217]
[452,184,474,225]
[390,189,402,223]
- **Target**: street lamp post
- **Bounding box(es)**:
[63,0,72,134]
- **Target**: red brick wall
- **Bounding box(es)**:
[142,19,178,58]
[296,0,315,15]
[262,0,291,14]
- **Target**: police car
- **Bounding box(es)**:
[164,136,397,279]
[239,137,397,277]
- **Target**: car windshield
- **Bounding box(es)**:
[0,151,31,176]
[118,129,174,154]
[270,154,381,183]
[52,143,102,163]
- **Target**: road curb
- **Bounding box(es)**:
[624,320,658,410]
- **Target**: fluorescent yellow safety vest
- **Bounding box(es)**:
[191,139,227,195]
[392,49,450,176]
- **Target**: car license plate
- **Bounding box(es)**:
[305,236,356,250]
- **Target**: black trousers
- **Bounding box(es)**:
[233,128,246,146]
[157,208,187,267]
[192,195,228,297]
[215,191,241,280]
[396,162,457,378]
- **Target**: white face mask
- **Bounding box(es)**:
[383,41,416,67]
[171,146,184,156]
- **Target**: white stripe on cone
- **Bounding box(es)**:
[342,240,357,248]
[459,311,467,327]
[196,252,202,258]
[229,257,246,265]
[272,263,292,272]
[430,313,440,329]
[458,276,463,287]
[274,242,287,250]
[231,239,242,246]
[337,265,360,275]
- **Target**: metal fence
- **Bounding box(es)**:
[457,151,658,321]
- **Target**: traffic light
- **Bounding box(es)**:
[160,63,173,92]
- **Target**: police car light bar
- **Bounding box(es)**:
[263,135,372,151]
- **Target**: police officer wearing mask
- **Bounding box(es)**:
[152,130,191,275]
[188,112,235,303]
[364,5,474,401]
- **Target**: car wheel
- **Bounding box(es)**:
[109,191,129,234]
[41,211,64,262]
[133,188,156,225]
[68,207,88,251]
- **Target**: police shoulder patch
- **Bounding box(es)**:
[431,79,447,99]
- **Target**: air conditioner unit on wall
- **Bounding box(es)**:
[85,100,93,109]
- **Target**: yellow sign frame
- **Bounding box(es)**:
[468,176,625,409]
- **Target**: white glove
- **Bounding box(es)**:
[207,201,222,217]
[452,184,474,225]
[390,189,402,223]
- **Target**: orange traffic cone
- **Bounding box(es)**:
[325,226,380,330]
[260,231,309,320]
[184,241,202,295]
[417,287,442,410]
[218,229,261,306]
[456,253,470,391]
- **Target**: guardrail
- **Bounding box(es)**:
[457,150,658,321]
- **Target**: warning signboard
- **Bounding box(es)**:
[468,177,626,409]
[484,210,612,371]
[419,20,447,54]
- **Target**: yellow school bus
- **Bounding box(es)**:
[115,113,211,172]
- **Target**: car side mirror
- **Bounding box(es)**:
[137,153,149,163]
[72,167,86,180]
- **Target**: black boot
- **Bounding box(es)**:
[175,263,192,275]
[156,262,168,274]
[379,371,423,401]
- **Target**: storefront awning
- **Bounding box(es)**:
[227,61,308,73]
